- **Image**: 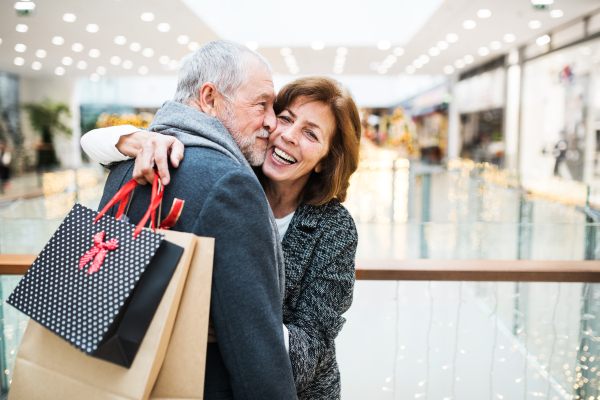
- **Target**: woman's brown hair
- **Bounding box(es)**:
[272,76,361,206]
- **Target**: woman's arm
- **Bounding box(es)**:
[285,208,358,391]
[80,125,143,164]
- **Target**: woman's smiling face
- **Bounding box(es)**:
[262,97,336,185]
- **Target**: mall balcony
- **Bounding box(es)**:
[1,0,600,399]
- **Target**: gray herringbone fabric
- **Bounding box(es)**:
[282,200,358,400]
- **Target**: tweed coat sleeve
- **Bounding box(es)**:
[285,205,357,392]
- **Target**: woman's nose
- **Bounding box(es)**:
[281,127,299,145]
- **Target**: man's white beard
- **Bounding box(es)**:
[220,103,269,166]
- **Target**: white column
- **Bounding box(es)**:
[447,74,460,159]
[504,64,521,171]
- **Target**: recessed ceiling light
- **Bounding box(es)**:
[405,65,416,74]
[284,55,297,66]
[86,24,99,33]
[337,47,348,56]
[503,34,516,43]
[463,20,476,29]
[377,40,391,50]
[36,49,46,58]
[63,13,76,22]
[477,9,491,18]
[393,47,405,57]
[159,55,170,65]
[157,23,170,33]
[140,13,154,22]
[110,56,122,65]
[412,59,423,68]
[138,66,149,75]
[55,66,65,76]
[122,60,133,69]
[311,40,325,50]
[142,48,154,57]
[96,66,107,75]
[16,24,28,33]
[528,20,542,29]
[77,61,87,70]
[280,47,292,56]
[429,47,440,56]
[437,41,449,50]
[454,59,466,69]
[177,35,190,45]
[52,36,64,45]
[443,65,455,74]
[446,33,458,43]
[168,60,179,70]
[14,2,35,11]
[89,49,100,58]
[550,9,563,18]
[419,55,430,64]
[129,43,141,52]
[90,73,100,82]
[245,41,258,50]
[463,55,474,64]
[377,65,388,74]
[72,43,83,52]
[114,36,127,45]
[333,67,343,75]
[188,42,200,51]
[31,61,42,70]
[61,56,73,66]
[478,47,490,56]
[490,41,502,50]
[15,44,26,52]
[14,57,24,66]
[536,35,551,46]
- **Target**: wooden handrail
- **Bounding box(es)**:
[2,255,600,282]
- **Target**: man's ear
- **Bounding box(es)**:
[194,83,218,117]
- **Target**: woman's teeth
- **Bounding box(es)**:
[273,147,297,165]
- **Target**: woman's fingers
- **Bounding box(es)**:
[133,141,155,184]
[170,139,185,168]
[131,135,183,185]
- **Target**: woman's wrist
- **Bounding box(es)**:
[116,131,158,158]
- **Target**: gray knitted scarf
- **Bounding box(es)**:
[148,100,286,300]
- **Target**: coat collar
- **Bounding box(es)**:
[293,201,331,230]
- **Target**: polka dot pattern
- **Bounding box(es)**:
[7,203,164,354]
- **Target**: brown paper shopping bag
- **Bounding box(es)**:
[150,234,215,400]
[8,230,199,400]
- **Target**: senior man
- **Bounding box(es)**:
[91,40,297,399]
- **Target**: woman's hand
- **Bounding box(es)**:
[130,134,185,185]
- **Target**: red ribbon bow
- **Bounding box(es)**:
[79,231,118,274]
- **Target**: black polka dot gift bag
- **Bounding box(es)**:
[6,173,213,400]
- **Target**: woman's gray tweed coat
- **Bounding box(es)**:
[282,199,358,400]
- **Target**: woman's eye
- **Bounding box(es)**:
[278,116,291,123]
[307,131,317,140]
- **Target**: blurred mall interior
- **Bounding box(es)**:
[1,0,600,399]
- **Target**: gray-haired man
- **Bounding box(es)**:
[95,40,297,399]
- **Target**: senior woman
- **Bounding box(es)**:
[81,76,360,399]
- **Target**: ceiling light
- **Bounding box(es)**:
[72,43,83,52]
[90,73,100,82]
[385,55,397,63]
[337,47,348,56]
[138,66,149,75]
[13,2,35,11]
[289,66,299,74]
[0,39,2,45]
[446,33,458,43]
[245,41,258,50]
[531,0,553,5]
[168,60,179,70]
[477,9,491,18]
[177,35,190,45]
[284,55,297,66]
[437,41,449,50]
[52,36,64,45]
[443,65,455,74]
[503,34,516,43]
[96,66,107,75]
[454,59,465,69]
[528,20,542,29]
[15,44,26,52]
[142,48,154,57]
[478,47,490,56]
[140,13,154,22]
[36,49,46,58]
[311,40,325,50]
[77,61,87,70]
[419,55,430,64]
[157,23,170,32]
[122,60,133,69]
[86,24,99,33]
[463,55,474,64]
[335,58,346,67]
[110,56,122,65]
[382,60,394,68]
[61,56,73,66]
[429,47,440,57]
[159,55,170,65]
[405,65,416,74]
[89,49,100,58]
[129,42,141,51]
[393,47,405,57]
[490,41,502,50]
[377,40,391,50]
[536,35,551,46]
[463,20,476,29]
[550,9,563,18]
[114,36,127,45]
[333,66,343,74]
[63,13,76,22]
[55,66,65,76]
[14,57,24,66]
[16,24,28,33]
[280,47,292,56]
[188,42,200,51]
[412,59,423,68]
[377,65,388,74]
[31,61,42,70]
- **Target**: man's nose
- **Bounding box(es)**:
[263,105,277,133]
